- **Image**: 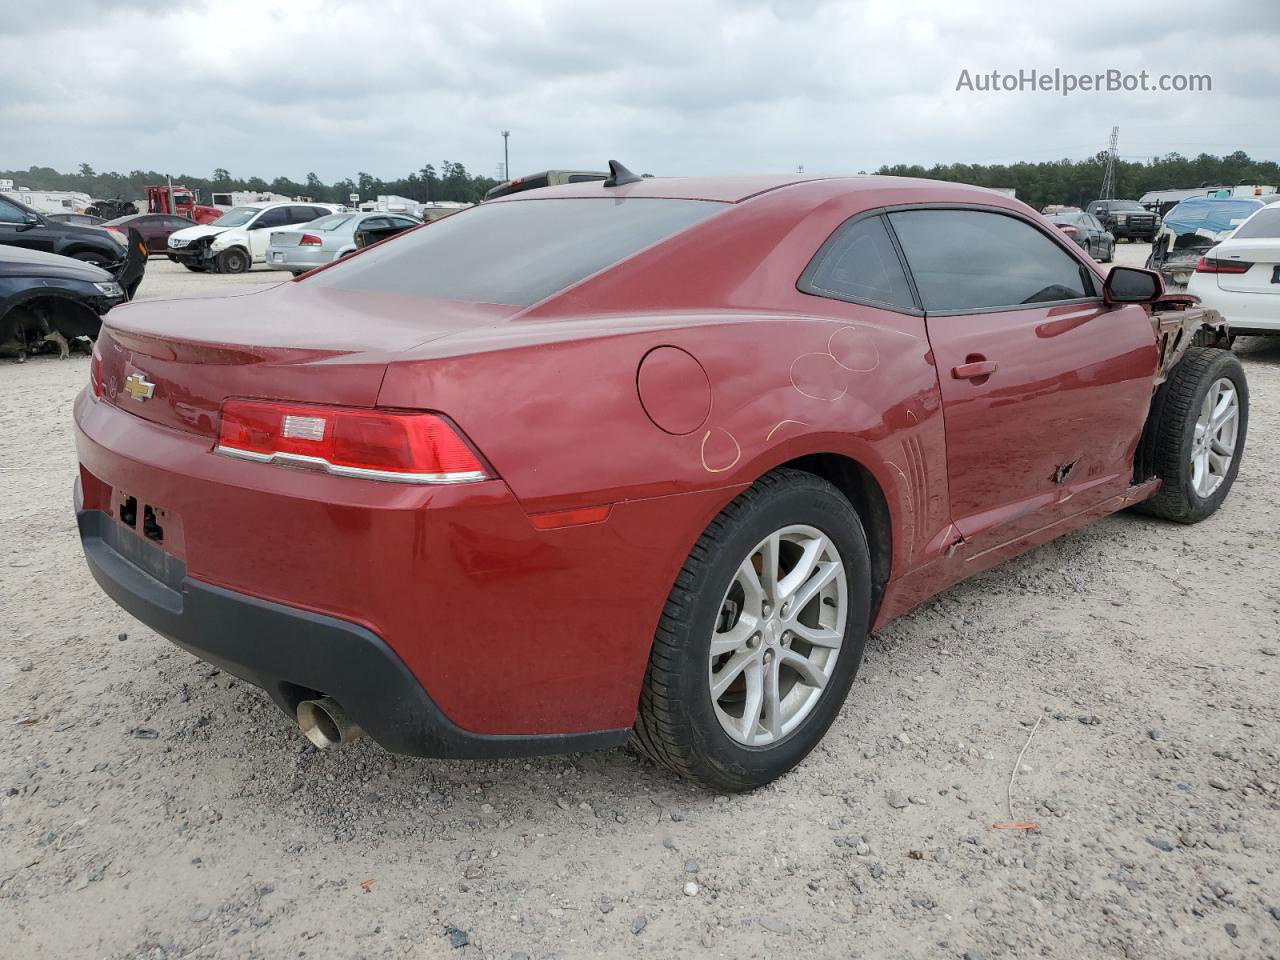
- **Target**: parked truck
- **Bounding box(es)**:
[144,185,223,224]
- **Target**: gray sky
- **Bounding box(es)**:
[4,0,1277,182]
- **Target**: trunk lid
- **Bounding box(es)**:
[269,230,305,248]
[1215,237,1280,294]
[98,282,514,439]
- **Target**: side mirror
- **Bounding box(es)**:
[18,212,41,230]
[1104,266,1163,304]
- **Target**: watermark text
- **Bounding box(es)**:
[956,68,1211,96]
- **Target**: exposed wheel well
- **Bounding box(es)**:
[780,453,892,619]
[2,295,102,342]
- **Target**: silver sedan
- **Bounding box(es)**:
[264,212,421,275]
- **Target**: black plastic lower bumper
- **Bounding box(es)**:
[75,504,628,759]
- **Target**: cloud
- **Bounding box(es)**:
[2,0,1277,184]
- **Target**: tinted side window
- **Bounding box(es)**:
[253,208,289,229]
[0,198,28,223]
[287,206,316,224]
[307,206,331,220]
[888,210,1090,311]
[799,215,915,310]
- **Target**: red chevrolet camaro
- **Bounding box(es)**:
[74,164,1248,790]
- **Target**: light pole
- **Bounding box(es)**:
[501,130,510,181]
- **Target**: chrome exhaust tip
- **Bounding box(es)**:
[296,696,365,749]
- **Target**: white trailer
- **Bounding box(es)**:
[1,188,93,214]
[359,194,420,214]
[210,190,293,208]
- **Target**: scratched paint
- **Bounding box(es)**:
[700,427,742,474]
[788,324,879,401]
[765,419,807,442]
[827,324,879,373]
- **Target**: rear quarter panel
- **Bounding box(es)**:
[378,180,974,583]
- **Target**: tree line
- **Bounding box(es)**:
[4,151,1278,213]
[0,162,501,206]
[873,150,1280,211]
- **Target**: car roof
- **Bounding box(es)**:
[490,174,1018,206]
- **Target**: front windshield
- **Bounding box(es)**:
[211,206,259,227]
[1111,201,1144,212]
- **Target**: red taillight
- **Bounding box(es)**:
[298,234,322,246]
[1058,225,1078,234]
[215,400,490,484]
[89,344,103,399]
[1195,257,1253,274]
[106,227,128,246]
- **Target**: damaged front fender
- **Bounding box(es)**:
[1149,295,1231,386]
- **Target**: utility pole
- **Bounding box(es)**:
[501,130,510,182]
[1100,125,1119,200]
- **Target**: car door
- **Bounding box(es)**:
[132,216,162,252]
[0,197,57,253]
[246,207,290,259]
[887,207,1158,549]
[1088,214,1111,257]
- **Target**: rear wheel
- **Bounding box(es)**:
[631,469,872,791]
[216,247,250,274]
[1136,347,1248,523]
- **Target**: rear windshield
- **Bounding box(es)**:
[1231,205,1280,239]
[310,214,354,231]
[309,197,725,306]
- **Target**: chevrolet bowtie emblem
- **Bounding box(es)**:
[123,373,155,402]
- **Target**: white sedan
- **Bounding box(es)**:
[1187,203,1280,335]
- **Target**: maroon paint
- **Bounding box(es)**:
[75,175,1165,737]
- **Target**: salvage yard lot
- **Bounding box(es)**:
[2,250,1279,959]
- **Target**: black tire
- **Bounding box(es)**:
[1135,347,1248,523]
[631,468,872,791]
[216,248,250,274]
[1102,239,1114,263]
[182,263,207,273]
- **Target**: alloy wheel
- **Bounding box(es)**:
[707,525,847,746]
[1191,376,1239,498]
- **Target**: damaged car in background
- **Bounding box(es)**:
[0,193,147,299]
[265,211,420,276]
[1147,196,1270,290]
[1,245,124,360]
[167,201,340,274]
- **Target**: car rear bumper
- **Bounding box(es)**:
[264,246,334,271]
[72,388,727,749]
[74,489,628,758]
[1185,279,1280,332]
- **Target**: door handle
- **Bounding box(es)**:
[952,359,998,380]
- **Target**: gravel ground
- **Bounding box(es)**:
[2,251,1279,960]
